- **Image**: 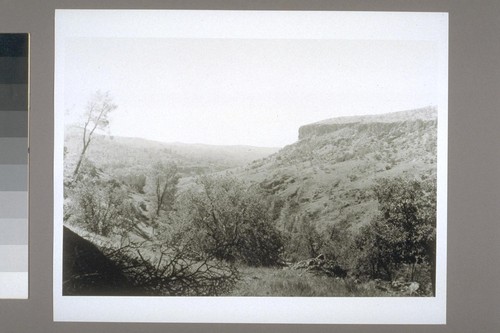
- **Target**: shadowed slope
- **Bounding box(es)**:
[63,226,138,296]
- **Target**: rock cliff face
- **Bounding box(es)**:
[239,107,438,231]
[298,106,437,140]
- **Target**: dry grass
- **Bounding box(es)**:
[226,266,391,297]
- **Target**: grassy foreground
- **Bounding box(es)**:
[226,266,393,297]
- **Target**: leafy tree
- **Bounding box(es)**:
[181,175,284,266]
[322,219,355,270]
[355,177,436,292]
[373,177,436,278]
[73,91,117,179]
[354,219,400,280]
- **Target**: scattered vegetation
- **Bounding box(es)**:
[227,266,388,297]
[101,231,239,296]
[63,95,437,296]
[179,176,284,266]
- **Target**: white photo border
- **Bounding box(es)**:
[54,9,448,323]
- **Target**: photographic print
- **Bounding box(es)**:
[54,10,448,323]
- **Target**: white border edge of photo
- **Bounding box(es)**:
[53,9,448,324]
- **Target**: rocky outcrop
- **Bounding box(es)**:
[298,106,437,140]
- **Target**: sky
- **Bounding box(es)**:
[63,37,439,147]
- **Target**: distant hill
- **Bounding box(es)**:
[234,107,438,232]
[64,106,437,233]
[64,127,280,179]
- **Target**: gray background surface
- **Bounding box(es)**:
[1,0,499,332]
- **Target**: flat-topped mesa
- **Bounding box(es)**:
[298,106,437,141]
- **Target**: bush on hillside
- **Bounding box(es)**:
[353,177,436,293]
[178,175,284,266]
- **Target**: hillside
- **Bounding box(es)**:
[236,106,438,232]
[63,226,138,295]
[63,106,438,295]
[298,106,436,139]
[64,107,437,234]
[63,127,280,180]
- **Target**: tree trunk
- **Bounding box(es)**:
[73,142,90,179]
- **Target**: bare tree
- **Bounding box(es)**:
[102,227,239,296]
[73,91,117,179]
[146,161,180,217]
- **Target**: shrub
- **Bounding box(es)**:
[285,215,324,261]
[179,175,284,266]
[353,177,436,293]
[65,161,138,237]
[121,173,147,193]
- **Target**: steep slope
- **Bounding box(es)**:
[63,226,137,295]
[237,107,438,232]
